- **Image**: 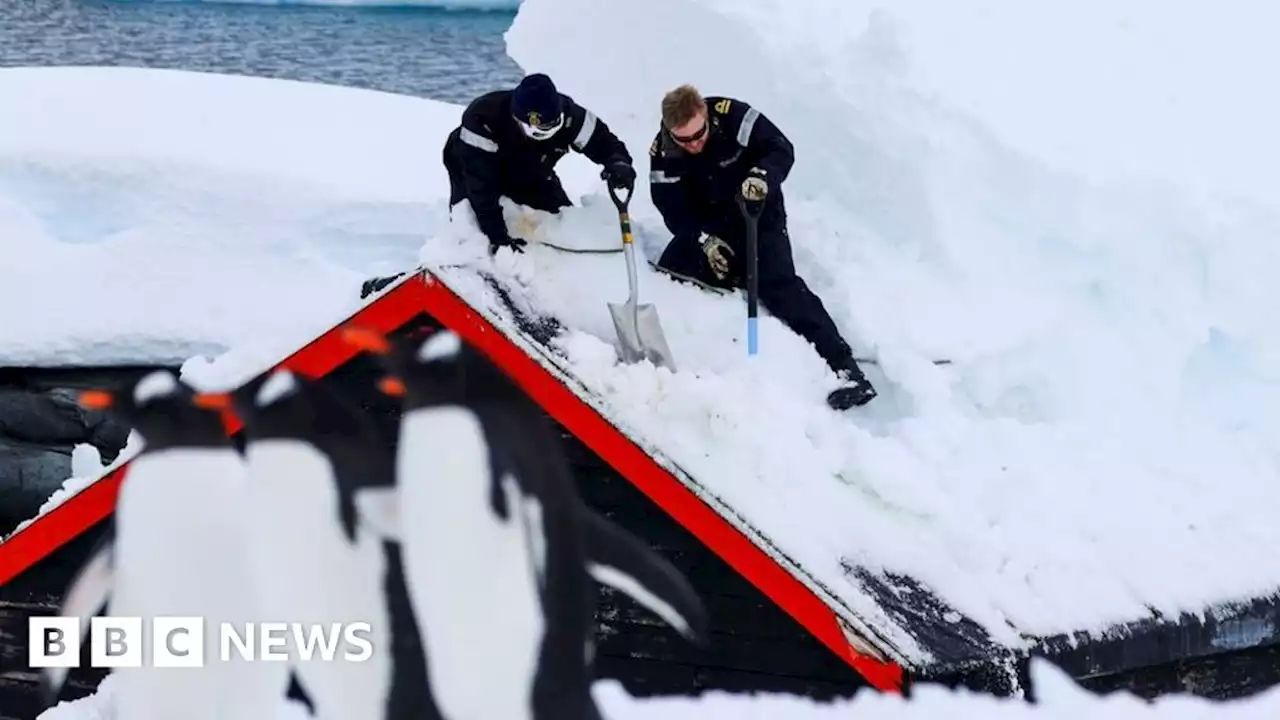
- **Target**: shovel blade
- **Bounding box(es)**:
[608,301,678,371]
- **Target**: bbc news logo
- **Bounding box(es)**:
[30,617,374,669]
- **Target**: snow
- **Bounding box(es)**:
[4,0,1280,693]
[7,432,145,538]
[489,0,1280,651]
[69,444,103,480]
[32,658,1280,718]
[0,66,452,367]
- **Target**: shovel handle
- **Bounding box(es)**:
[607,182,633,211]
[736,194,761,357]
[737,189,765,220]
[608,183,635,245]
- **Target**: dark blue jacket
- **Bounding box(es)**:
[647,96,794,242]
[445,89,631,244]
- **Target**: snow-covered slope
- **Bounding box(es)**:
[501,0,1280,647]
[0,66,611,368]
[0,67,451,367]
[33,658,1280,719]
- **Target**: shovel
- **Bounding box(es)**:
[606,183,678,371]
[736,187,765,357]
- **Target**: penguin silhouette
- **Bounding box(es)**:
[343,326,710,720]
[228,367,443,720]
[44,370,287,720]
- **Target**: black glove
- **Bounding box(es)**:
[489,232,527,255]
[601,160,637,190]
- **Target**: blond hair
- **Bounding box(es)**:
[661,84,706,129]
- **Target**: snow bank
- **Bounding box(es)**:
[33,659,1280,718]
[497,0,1280,644]
[0,66,613,368]
[0,67,457,367]
[508,0,1280,208]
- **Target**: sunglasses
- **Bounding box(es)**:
[516,111,564,141]
[668,117,709,144]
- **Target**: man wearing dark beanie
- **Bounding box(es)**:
[442,73,637,256]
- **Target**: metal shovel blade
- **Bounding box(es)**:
[609,298,677,370]
[605,183,677,371]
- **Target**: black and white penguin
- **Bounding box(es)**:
[228,367,442,720]
[343,326,710,720]
[44,370,287,720]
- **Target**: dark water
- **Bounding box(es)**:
[0,0,524,103]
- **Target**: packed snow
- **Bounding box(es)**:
[5,0,1280,698]
[490,0,1280,647]
[0,67,452,366]
[32,658,1280,719]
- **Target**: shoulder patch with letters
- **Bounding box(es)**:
[714,98,731,114]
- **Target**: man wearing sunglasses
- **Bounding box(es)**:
[442,73,637,256]
[647,85,877,411]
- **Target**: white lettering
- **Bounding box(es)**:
[220,622,255,662]
[343,622,374,662]
[293,622,341,661]
[260,622,290,661]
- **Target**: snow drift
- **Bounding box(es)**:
[497,0,1280,644]
[0,67,450,366]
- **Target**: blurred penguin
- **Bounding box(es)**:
[344,326,710,720]
[229,367,443,720]
[44,370,287,720]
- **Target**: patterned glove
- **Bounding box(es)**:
[740,166,769,202]
[699,233,734,280]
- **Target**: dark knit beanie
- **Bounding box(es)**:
[511,73,564,126]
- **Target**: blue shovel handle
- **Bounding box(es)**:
[736,193,763,357]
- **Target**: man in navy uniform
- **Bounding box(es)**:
[360,73,637,297]
[647,84,877,410]
[443,72,637,255]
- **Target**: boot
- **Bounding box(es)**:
[827,366,877,410]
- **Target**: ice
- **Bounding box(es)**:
[32,658,1280,718]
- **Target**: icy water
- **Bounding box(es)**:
[0,0,523,103]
